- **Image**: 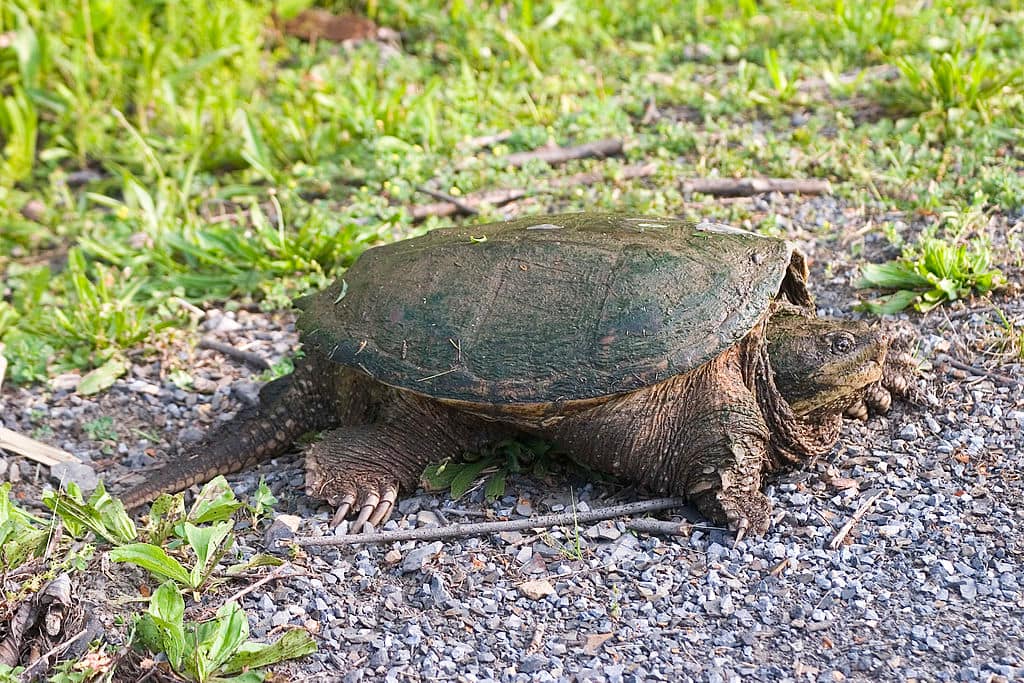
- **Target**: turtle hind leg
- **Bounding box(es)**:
[304,396,506,532]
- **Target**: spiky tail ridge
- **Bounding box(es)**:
[120,358,335,510]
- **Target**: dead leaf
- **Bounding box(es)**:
[582,632,614,655]
[283,9,377,43]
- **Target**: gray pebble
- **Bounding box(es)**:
[402,541,443,574]
[49,462,98,492]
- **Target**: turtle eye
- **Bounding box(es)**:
[830,332,855,354]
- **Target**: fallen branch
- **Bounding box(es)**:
[681,177,832,197]
[415,185,479,216]
[499,138,623,168]
[624,517,692,536]
[197,338,271,372]
[285,496,687,547]
[0,427,79,466]
[937,353,1019,388]
[829,490,884,549]
[409,163,656,221]
[457,130,513,151]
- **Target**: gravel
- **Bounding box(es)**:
[1,196,1022,681]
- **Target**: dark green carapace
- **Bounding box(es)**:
[297,213,808,405]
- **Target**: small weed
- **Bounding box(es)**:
[134,581,315,682]
[248,478,279,528]
[991,303,1024,361]
[763,48,798,102]
[423,439,554,501]
[30,424,54,440]
[895,22,1023,132]
[83,416,117,442]
[858,235,1003,313]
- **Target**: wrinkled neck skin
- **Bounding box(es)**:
[742,305,867,470]
[746,334,844,471]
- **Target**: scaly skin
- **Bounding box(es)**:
[121,307,905,536]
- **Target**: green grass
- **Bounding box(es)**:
[1,0,1022,384]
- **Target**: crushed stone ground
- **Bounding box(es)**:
[2,196,1022,682]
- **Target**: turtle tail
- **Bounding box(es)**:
[119,356,339,510]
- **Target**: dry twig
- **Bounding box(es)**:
[197,338,271,372]
[499,138,624,168]
[681,177,832,197]
[829,490,884,549]
[415,186,479,216]
[409,163,655,221]
[936,353,1019,388]
[286,497,687,547]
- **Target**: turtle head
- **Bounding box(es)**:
[766,308,886,416]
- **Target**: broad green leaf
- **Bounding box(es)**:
[204,602,250,670]
[77,356,127,395]
[184,521,233,586]
[44,481,136,545]
[222,629,317,674]
[89,481,138,544]
[109,543,192,586]
[484,471,508,500]
[858,263,931,290]
[449,458,496,499]
[189,477,243,525]
[860,290,921,314]
[136,582,187,670]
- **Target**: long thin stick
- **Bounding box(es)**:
[499,138,624,168]
[0,427,79,466]
[286,497,687,547]
[681,178,832,197]
[409,163,656,221]
[197,338,271,371]
[937,354,1019,388]
[415,185,479,215]
[829,490,884,549]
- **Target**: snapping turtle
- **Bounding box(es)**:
[122,213,910,536]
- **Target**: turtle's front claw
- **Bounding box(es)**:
[326,481,400,533]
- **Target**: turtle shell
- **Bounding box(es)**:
[296,213,811,405]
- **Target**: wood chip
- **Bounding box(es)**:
[518,579,556,600]
[582,632,614,655]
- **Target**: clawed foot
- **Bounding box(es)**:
[324,480,399,532]
[692,489,772,541]
[304,450,404,534]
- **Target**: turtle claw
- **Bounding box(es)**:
[351,492,380,533]
[731,518,749,546]
[331,493,357,527]
[368,485,398,528]
[325,483,400,533]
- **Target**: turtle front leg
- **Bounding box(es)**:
[549,360,774,538]
[845,324,919,420]
[305,397,504,532]
[681,426,773,540]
